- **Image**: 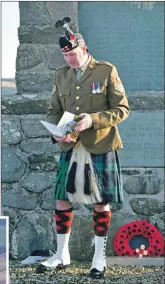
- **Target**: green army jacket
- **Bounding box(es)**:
[47,56,130,154]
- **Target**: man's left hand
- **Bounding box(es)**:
[74,113,93,132]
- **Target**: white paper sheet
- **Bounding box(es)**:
[40,111,76,137]
[57,111,76,127]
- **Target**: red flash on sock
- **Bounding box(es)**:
[93,210,111,237]
[54,208,73,234]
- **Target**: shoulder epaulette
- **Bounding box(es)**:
[56,64,70,71]
[95,61,114,68]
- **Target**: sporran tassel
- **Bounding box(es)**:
[66,145,102,204]
[84,163,91,195]
[66,161,77,193]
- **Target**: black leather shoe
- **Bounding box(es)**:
[35,263,69,273]
[88,268,105,279]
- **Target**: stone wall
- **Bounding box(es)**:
[1,1,164,260]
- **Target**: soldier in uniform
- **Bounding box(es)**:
[36,17,130,279]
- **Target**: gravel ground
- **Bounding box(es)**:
[10,260,165,284]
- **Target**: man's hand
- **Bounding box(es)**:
[53,133,74,143]
[74,113,93,132]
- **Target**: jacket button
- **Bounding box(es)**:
[76,96,80,100]
[76,86,80,90]
[76,107,80,110]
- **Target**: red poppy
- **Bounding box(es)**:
[70,34,76,40]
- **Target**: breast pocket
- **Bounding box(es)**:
[91,93,108,110]
[84,82,108,112]
[59,89,71,112]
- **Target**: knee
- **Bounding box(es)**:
[94,203,110,212]
[56,200,72,210]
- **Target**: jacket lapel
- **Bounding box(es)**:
[79,57,96,85]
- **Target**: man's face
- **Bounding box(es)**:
[62,46,87,69]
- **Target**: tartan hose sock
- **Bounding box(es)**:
[93,210,111,237]
[54,207,73,234]
[40,208,73,269]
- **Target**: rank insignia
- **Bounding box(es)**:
[52,84,57,93]
[113,76,124,92]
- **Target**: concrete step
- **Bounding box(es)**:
[107,257,164,266]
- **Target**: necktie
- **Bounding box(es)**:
[76,69,82,82]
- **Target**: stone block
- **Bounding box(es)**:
[19,1,78,26]
[70,214,94,261]
[28,153,57,164]
[124,174,164,194]
[29,162,56,171]
[2,187,37,210]
[28,153,60,171]
[118,111,164,167]
[20,138,60,154]
[21,116,49,138]
[1,93,50,115]
[16,70,55,93]
[1,148,26,183]
[149,213,164,236]
[16,44,44,70]
[19,2,52,25]
[130,198,164,216]
[18,24,77,45]
[21,172,56,193]
[10,209,56,259]
[2,116,22,145]
[41,187,56,210]
[46,2,78,26]
[16,43,64,71]
[2,207,17,225]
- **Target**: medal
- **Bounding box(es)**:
[92,82,96,94]
[96,82,101,94]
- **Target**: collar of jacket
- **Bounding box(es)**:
[88,56,97,69]
[69,56,97,85]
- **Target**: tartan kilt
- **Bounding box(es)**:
[55,148,123,204]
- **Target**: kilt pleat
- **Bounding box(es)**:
[55,149,123,204]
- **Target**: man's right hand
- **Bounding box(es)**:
[52,133,74,143]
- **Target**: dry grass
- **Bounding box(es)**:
[10,259,165,284]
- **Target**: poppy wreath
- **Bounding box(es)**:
[113,219,164,256]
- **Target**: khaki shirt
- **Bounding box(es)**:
[47,57,130,154]
[76,55,91,75]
